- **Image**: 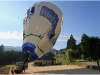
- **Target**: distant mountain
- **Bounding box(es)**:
[4,46,22,51]
[50,49,57,52]
[4,46,65,53]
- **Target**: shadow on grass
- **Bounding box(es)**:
[34,67,100,74]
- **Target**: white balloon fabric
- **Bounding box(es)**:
[22,1,63,60]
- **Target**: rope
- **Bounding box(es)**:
[23,33,42,40]
[37,45,45,54]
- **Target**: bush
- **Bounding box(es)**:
[81,54,85,59]
[54,63,62,65]
[66,49,75,64]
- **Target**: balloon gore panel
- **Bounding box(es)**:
[40,6,59,39]
[22,42,38,60]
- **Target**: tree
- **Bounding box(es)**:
[0,44,4,64]
[81,34,90,59]
[0,44,22,65]
[81,34,100,68]
[46,51,54,57]
[0,44,4,53]
[76,43,82,59]
[60,48,66,54]
[65,49,75,64]
[66,35,77,51]
[88,36,100,68]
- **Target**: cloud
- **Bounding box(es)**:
[0,30,23,40]
[57,35,80,42]
[0,31,81,42]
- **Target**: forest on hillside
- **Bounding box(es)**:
[0,44,22,65]
[0,44,54,65]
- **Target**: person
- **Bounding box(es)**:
[21,49,30,64]
[20,61,25,73]
[22,63,25,73]
[14,65,23,74]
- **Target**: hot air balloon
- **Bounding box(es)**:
[22,1,63,62]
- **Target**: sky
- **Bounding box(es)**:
[0,1,100,50]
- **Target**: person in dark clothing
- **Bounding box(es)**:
[20,62,26,73]
[21,50,30,64]
[22,63,25,73]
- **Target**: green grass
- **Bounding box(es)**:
[54,55,87,66]
[69,62,83,66]
[54,55,66,64]
[54,55,90,68]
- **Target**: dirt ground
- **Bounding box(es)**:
[0,67,10,74]
[25,62,100,74]
[0,62,100,74]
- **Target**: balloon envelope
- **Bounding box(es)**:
[22,1,63,60]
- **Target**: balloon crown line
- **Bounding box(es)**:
[23,33,43,40]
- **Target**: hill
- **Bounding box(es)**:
[4,46,22,51]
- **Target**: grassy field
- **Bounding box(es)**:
[54,55,89,68]
[54,55,67,65]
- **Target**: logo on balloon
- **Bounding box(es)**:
[40,6,59,39]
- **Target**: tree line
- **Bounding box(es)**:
[65,34,100,68]
[0,44,22,65]
[0,44,54,65]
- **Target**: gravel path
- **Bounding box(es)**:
[25,62,100,74]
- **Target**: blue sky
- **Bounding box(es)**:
[0,1,100,50]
